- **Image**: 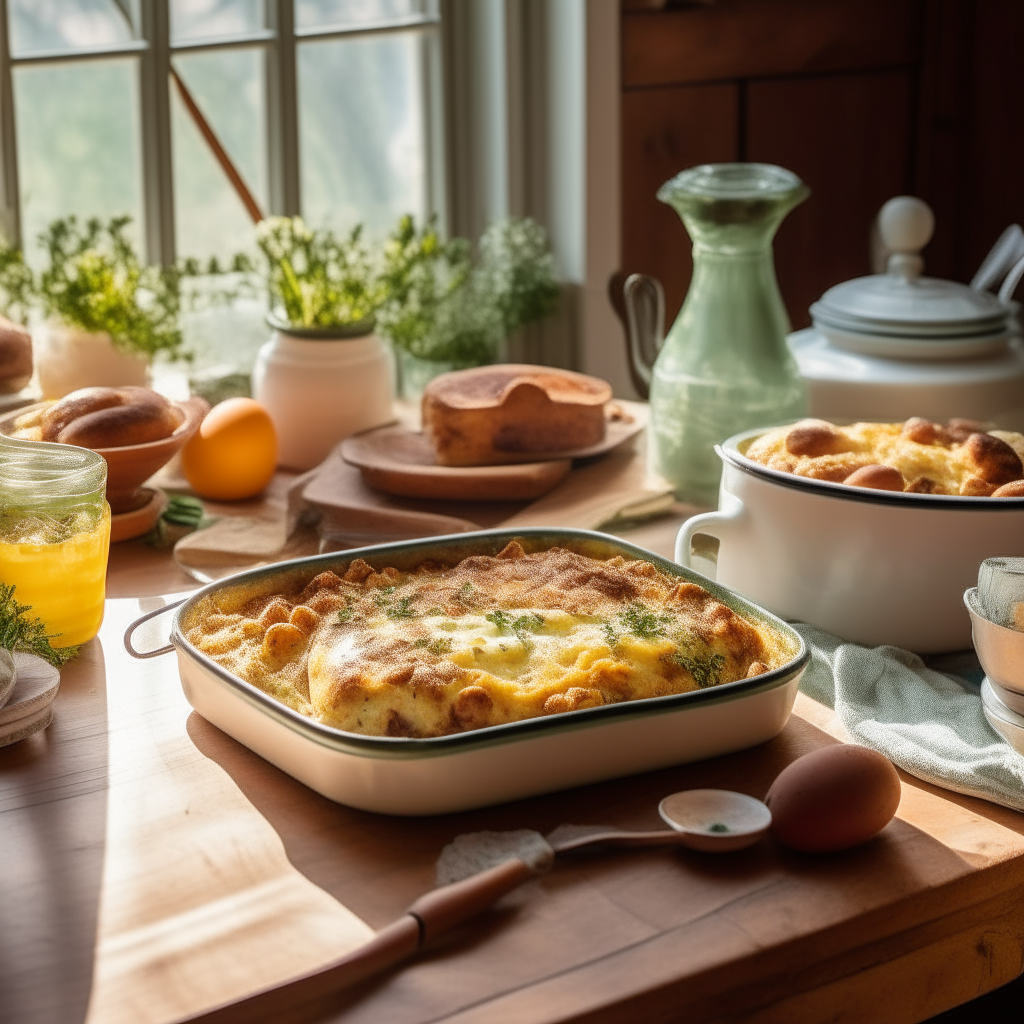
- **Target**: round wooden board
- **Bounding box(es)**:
[0,652,60,747]
[341,429,572,501]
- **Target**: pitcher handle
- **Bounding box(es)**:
[674,497,746,569]
[123,598,187,659]
[623,274,665,400]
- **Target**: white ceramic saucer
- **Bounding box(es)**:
[981,679,1024,756]
[0,652,60,748]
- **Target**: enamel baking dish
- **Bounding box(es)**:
[126,528,808,816]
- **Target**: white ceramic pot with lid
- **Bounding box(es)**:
[789,196,1024,424]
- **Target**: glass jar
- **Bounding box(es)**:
[648,163,810,505]
[0,435,111,647]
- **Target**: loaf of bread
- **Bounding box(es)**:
[422,364,613,466]
[36,386,182,448]
[0,316,32,394]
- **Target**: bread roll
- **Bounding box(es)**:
[0,316,32,394]
[422,364,612,466]
[40,386,181,448]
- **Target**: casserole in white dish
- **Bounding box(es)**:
[126,528,808,816]
[677,430,1024,653]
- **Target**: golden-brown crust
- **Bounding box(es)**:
[993,480,1024,498]
[184,544,794,739]
[422,364,612,466]
[784,419,850,457]
[844,464,905,492]
[744,417,1024,498]
[41,386,181,448]
[961,432,1023,485]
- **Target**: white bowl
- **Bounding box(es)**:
[676,429,1024,653]
[965,588,1024,694]
[981,679,1024,756]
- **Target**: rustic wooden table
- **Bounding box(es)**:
[3,500,1024,1024]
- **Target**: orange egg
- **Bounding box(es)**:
[181,398,278,500]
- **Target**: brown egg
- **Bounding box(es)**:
[765,745,901,853]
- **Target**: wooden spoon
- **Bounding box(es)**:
[176,790,769,1024]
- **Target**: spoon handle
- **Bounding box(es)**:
[177,858,535,1024]
[549,829,684,854]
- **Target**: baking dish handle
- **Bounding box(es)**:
[674,496,745,568]
[123,599,187,659]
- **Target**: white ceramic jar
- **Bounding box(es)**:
[675,427,1024,654]
[252,316,394,470]
[34,322,149,399]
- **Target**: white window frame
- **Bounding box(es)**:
[0,0,443,266]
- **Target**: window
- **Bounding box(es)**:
[0,0,442,267]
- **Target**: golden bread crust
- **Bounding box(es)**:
[184,542,794,738]
[744,418,1024,497]
[422,364,612,466]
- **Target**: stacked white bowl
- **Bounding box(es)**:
[965,581,1024,753]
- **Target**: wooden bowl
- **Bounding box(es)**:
[0,397,207,513]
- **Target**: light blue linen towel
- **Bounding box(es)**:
[794,623,1024,812]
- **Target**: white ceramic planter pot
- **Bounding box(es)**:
[675,427,1024,653]
[34,322,149,399]
[252,318,394,470]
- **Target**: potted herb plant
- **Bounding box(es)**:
[31,216,195,398]
[250,216,395,470]
[377,215,559,398]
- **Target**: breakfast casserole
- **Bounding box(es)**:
[184,540,794,738]
[745,417,1024,497]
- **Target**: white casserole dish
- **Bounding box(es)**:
[676,430,1024,653]
[125,528,808,816]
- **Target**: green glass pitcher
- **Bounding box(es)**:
[626,163,809,506]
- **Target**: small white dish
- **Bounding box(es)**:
[0,652,60,748]
[965,588,1024,695]
[658,789,772,852]
[981,679,1024,756]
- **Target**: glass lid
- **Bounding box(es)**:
[812,197,1011,339]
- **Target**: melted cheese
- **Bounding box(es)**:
[184,542,795,738]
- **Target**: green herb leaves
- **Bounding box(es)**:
[485,610,546,635]
[0,583,79,667]
[669,650,726,689]
[255,216,381,329]
[484,609,546,654]
[412,636,453,656]
[603,602,672,647]
[601,602,727,689]
[372,587,417,620]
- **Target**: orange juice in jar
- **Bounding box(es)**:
[0,435,110,647]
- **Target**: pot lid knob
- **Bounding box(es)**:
[879,196,934,281]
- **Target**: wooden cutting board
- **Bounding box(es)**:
[340,403,647,502]
[340,428,573,501]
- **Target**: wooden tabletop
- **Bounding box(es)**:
[3,502,1024,1024]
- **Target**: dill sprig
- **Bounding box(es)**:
[0,583,80,667]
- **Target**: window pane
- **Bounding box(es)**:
[8,0,136,57]
[295,0,425,31]
[171,48,266,261]
[298,32,425,237]
[13,58,142,261]
[170,0,265,45]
